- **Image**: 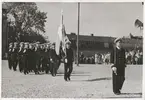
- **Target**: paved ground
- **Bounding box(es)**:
[2,60,142,98]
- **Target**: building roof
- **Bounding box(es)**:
[67,33,115,43]
[67,33,143,44]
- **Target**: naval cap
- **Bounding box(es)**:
[114,37,122,43]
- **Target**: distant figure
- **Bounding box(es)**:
[111,38,126,95]
[80,52,84,64]
[95,54,98,64]
[104,53,111,64]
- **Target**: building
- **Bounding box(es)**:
[67,33,143,57]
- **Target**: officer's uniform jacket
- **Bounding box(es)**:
[111,47,126,76]
[49,49,58,63]
[65,48,74,63]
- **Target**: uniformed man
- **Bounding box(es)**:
[33,43,40,74]
[64,41,74,81]
[11,42,19,71]
[111,38,126,95]
[18,42,24,72]
[8,42,13,70]
[36,43,42,72]
[23,42,29,75]
[40,44,45,72]
[49,43,59,76]
[29,43,38,74]
[27,43,34,73]
[41,43,50,74]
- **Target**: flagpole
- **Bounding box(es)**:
[77,2,80,66]
[61,9,63,25]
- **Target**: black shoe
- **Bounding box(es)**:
[114,91,121,95]
[64,77,67,81]
[24,72,27,75]
[9,67,12,70]
[68,77,70,81]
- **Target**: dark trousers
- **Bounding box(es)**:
[112,72,125,93]
[32,58,40,74]
[23,56,29,74]
[11,54,18,71]
[37,58,42,71]
[12,59,18,71]
[50,62,57,76]
[8,55,12,70]
[42,58,50,73]
[64,62,73,79]
[18,56,24,72]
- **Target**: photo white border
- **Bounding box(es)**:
[0,0,144,100]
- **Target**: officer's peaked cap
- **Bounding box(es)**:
[114,37,122,43]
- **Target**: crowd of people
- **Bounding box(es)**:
[8,42,61,76]
[79,49,143,65]
[125,49,143,64]
[79,52,111,64]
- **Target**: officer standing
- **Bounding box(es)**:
[111,38,126,95]
[64,41,74,81]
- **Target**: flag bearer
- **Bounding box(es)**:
[64,41,74,81]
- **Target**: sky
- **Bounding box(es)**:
[36,2,143,42]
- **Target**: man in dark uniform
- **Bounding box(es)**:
[11,42,19,71]
[23,42,29,75]
[27,43,34,73]
[64,41,74,81]
[42,44,50,74]
[40,44,45,72]
[36,43,42,72]
[18,42,24,72]
[29,43,39,74]
[111,38,126,95]
[33,43,40,74]
[8,42,13,70]
[49,43,59,76]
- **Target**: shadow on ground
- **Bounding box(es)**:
[105,92,142,98]
[57,74,90,76]
[87,77,112,81]
[71,77,112,82]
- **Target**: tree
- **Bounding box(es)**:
[134,19,143,30]
[3,2,47,42]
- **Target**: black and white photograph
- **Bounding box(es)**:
[1,1,144,99]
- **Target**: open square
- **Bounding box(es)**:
[2,60,142,98]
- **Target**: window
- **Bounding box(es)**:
[104,43,109,48]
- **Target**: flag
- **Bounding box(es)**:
[55,10,70,55]
[61,24,70,55]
